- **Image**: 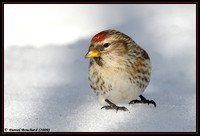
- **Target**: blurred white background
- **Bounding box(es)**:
[4,4,195,50]
[4,4,196,132]
[4,4,127,48]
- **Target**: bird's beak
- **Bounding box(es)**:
[85,50,99,58]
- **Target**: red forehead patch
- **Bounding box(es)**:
[91,31,107,42]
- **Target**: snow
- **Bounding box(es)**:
[4,4,196,132]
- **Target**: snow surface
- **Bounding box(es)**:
[4,4,196,132]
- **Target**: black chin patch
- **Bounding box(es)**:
[94,57,103,67]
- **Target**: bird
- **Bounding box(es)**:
[85,30,156,111]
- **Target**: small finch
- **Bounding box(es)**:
[85,30,156,111]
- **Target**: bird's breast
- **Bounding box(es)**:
[89,63,145,104]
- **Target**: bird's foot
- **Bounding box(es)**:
[101,99,128,111]
[101,105,128,111]
[129,95,156,107]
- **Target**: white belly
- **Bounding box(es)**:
[96,71,144,105]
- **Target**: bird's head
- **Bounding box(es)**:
[85,30,133,59]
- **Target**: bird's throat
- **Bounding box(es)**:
[94,57,103,67]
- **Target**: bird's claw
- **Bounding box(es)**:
[101,99,128,111]
[101,105,128,111]
[147,100,156,107]
[101,105,112,110]
[129,95,156,107]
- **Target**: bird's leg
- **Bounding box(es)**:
[129,95,156,107]
[101,99,128,111]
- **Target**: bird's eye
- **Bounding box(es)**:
[103,43,109,48]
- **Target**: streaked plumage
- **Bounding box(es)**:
[85,30,156,111]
